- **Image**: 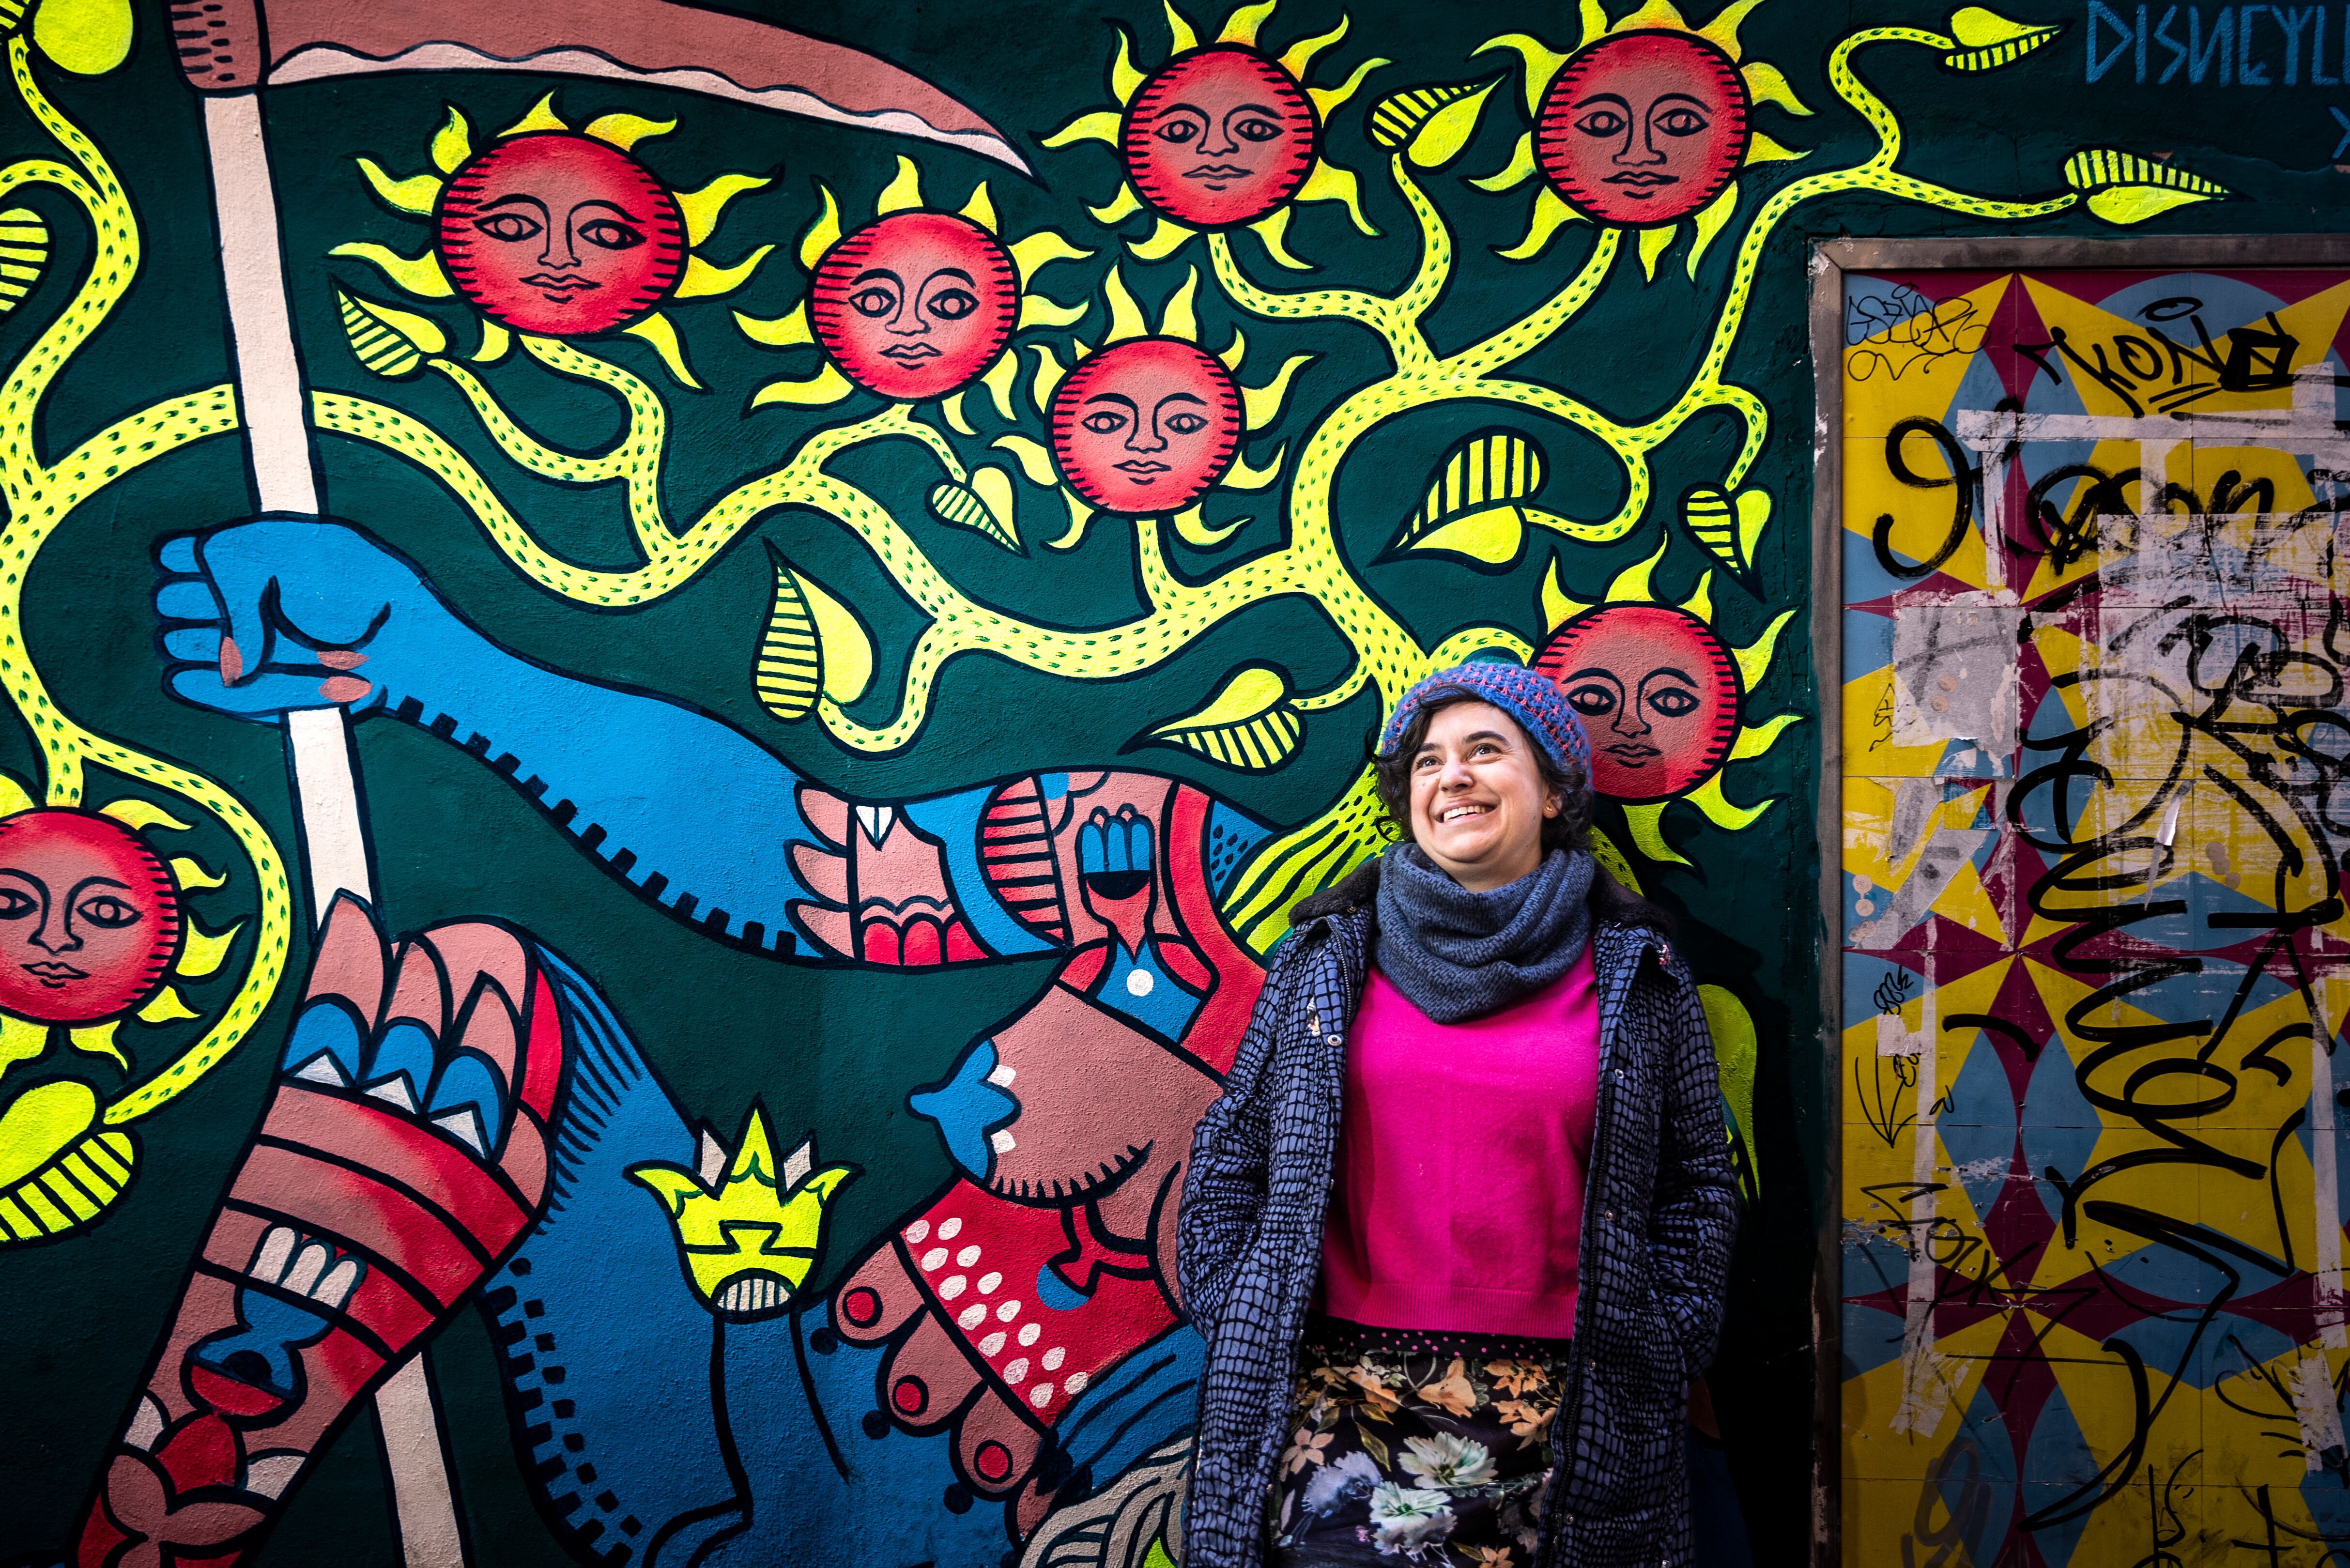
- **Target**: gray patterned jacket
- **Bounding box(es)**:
[1177,869,1738,1568]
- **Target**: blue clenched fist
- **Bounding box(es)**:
[154,515,462,722]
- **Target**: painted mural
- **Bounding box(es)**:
[1839,270,2350,1564]
[0,0,2309,1562]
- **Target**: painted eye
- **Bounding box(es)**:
[75,895,140,930]
[1647,688,1700,718]
[1162,411,1208,436]
[1232,116,1281,143]
[1154,116,1202,145]
[1653,108,1709,138]
[850,286,899,318]
[927,288,978,322]
[577,219,645,251]
[0,889,33,920]
[1081,411,1128,435]
[474,213,542,243]
[1567,683,1617,716]
[1573,108,1627,138]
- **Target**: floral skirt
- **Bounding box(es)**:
[1265,1312,1572,1566]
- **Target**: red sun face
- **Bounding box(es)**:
[1534,605,1741,802]
[1122,46,1318,230]
[1535,31,1751,228]
[0,811,182,1024]
[1049,338,1243,513]
[437,134,687,337]
[809,212,1019,401]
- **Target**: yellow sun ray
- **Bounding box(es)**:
[1133,219,1192,261]
[168,856,225,892]
[1177,503,1248,545]
[1160,267,1201,340]
[499,92,569,137]
[676,173,770,248]
[1305,56,1385,121]
[68,1022,124,1070]
[1218,0,1278,45]
[583,111,673,151]
[95,798,188,832]
[621,315,700,389]
[1472,132,1537,192]
[981,347,1023,418]
[1163,1,1199,55]
[876,155,925,215]
[330,241,455,298]
[136,987,197,1026]
[1277,16,1348,79]
[960,181,997,232]
[174,919,242,980]
[798,186,843,271]
[430,106,473,174]
[1734,609,1795,690]
[1686,770,1771,830]
[751,362,853,408]
[1498,188,1583,261]
[1103,268,1151,343]
[675,246,774,300]
[1044,109,1125,149]
[1637,226,1676,282]
[735,302,812,347]
[356,158,440,215]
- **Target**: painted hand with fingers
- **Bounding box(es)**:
[152,515,477,722]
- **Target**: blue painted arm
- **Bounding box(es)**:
[155,516,816,952]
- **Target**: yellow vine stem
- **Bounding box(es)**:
[1665,25,2076,488]
[313,395,967,606]
[0,31,290,1123]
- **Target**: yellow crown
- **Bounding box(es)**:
[628,1106,853,1321]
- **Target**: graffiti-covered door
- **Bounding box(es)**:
[1837,252,2350,1565]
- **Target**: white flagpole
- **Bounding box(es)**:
[198,86,468,1568]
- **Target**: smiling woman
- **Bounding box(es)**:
[1180,661,1736,1567]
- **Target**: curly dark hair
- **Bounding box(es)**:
[1369,683,1593,857]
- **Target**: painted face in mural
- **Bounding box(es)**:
[1535,31,1751,227]
[808,212,1019,400]
[1534,605,1740,801]
[1121,46,1318,229]
[0,811,180,1024]
[1049,338,1243,511]
[437,133,687,336]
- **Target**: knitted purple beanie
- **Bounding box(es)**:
[1377,661,1594,782]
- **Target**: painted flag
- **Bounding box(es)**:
[167,0,1026,169]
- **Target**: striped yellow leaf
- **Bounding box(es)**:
[0,208,47,317]
[1388,429,1547,567]
[337,290,446,379]
[1142,665,1305,773]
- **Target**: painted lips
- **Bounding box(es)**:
[24,960,86,984]
[881,343,941,361]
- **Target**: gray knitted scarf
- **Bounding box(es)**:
[1373,842,1594,1023]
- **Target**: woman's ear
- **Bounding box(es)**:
[1544,792,1561,818]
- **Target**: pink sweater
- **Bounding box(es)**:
[1316,949,1602,1338]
